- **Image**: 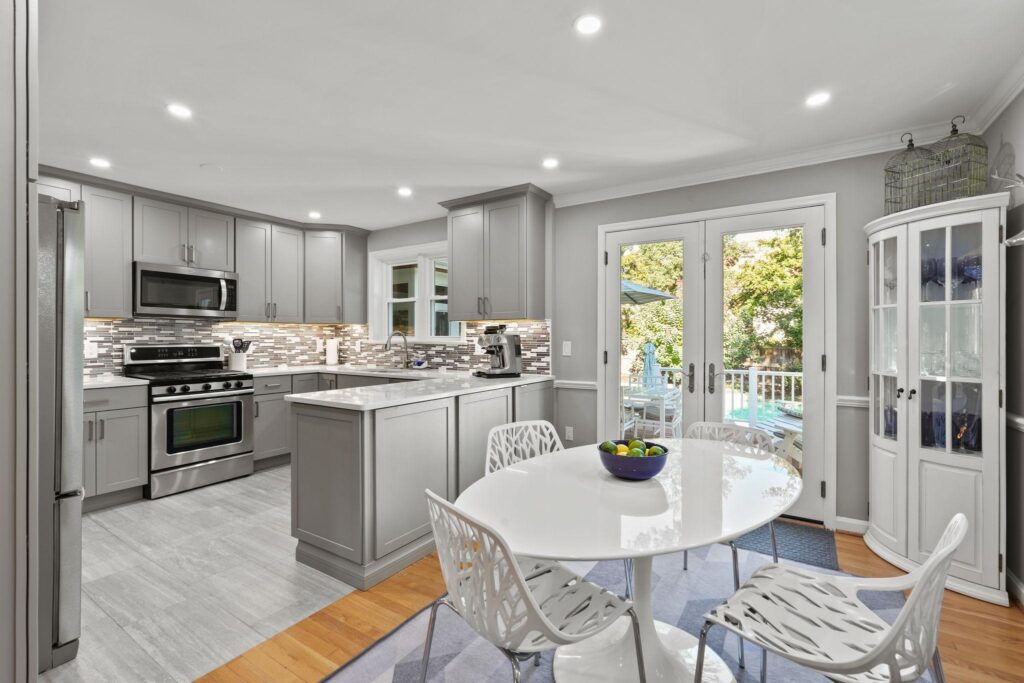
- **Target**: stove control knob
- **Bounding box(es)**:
[202,383,212,391]
[166,385,177,394]
[223,382,232,389]
[234,380,244,389]
[180,385,191,393]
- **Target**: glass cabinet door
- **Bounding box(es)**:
[870,233,904,443]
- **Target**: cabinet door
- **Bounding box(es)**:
[304,230,343,322]
[907,208,1001,588]
[83,415,96,498]
[457,388,513,494]
[292,374,319,394]
[235,219,271,321]
[514,381,554,423]
[94,407,147,495]
[82,185,133,318]
[343,231,367,324]
[318,374,337,391]
[271,225,304,323]
[447,205,485,321]
[375,399,454,558]
[254,394,289,461]
[483,196,527,319]
[187,208,235,271]
[133,197,188,266]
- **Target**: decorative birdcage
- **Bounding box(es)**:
[884,133,942,214]
[932,115,988,202]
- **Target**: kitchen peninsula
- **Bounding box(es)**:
[284,369,554,588]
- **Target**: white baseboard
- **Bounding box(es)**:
[834,516,868,535]
[1008,570,1024,607]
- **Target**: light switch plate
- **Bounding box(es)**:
[562,341,572,356]
[565,425,574,441]
[84,341,98,359]
[315,338,324,353]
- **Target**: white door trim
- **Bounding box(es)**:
[596,193,838,529]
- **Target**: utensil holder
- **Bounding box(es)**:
[228,353,247,371]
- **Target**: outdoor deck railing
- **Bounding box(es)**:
[659,366,802,426]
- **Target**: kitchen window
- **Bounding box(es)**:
[369,241,464,343]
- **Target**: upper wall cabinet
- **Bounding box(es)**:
[343,231,367,324]
[235,220,304,322]
[37,176,81,202]
[82,185,133,318]
[304,230,344,323]
[133,198,234,271]
[271,225,305,323]
[440,184,549,321]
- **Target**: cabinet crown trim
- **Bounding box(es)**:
[864,192,1009,236]
[439,183,552,210]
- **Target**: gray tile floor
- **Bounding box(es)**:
[42,465,356,682]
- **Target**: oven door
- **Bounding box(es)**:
[134,262,237,319]
[150,394,253,471]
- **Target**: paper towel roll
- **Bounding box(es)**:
[325,338,340,365]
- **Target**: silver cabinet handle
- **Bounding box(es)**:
[85,290,91,313]
[707,363,716,395]
[254,401,259,418]
[477,297,482,315]
[272,302,277,319]
[98,419,105,440]
[265,302,271,320]
[181,244,188,263]
[190,245,197,264]
[263,383,282,388]
[86,419,93,441]
[485,297,490,316]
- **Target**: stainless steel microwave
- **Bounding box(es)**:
[134,262,238,319]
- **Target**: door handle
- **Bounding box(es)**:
[219,279,228,311]
[189,245,197,264]
[265,302,270,320]
[263,383,282,389]
[686,363,696,393]
[483,297,490,316]
[707,363,716,394]
[272,302,277,319]
[86,420,93,441]
[85,290,91,313]
[908,388,917,400]
[896,387,905,398]
[98,419,105,440]
[477,297,483,315]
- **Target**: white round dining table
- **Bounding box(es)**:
[455,437,803,683]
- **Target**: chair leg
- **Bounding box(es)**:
[684,549,688,570]
[533,652,541,666]
[932,648,946,683]
[623,558,633,599]
[626,607,647,683]
[760,646,768,683]
[419,598,445,683]
[769,520,779,563]
[694,620,714,683]
[730,542,745,669]
[500,650,522,683]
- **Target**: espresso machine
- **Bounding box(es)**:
[473,325,522,378]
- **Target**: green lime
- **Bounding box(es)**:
[647,446,665,456]
[599,441,617,453]
[627,447,646,458]
[627,439,647,451]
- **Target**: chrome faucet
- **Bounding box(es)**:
[383,331,411,368]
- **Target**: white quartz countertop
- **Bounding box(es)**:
[83,375,150,389]
[284,372,554,411]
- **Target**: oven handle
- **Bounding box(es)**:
[152,389,254,404]
[220,279,228,311]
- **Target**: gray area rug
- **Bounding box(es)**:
[733,520,839,570]
[327,544,916,682]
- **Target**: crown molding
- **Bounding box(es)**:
[972,49,1024,133]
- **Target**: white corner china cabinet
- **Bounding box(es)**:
[864,192,1008,605]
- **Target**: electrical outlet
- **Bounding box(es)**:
[562,340,572,356]
[84,341,98,359]
[565,425,574,441]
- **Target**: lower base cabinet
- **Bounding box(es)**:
[83,407,148,497]
[513,380,554,422]
[254,393,290,461]
[457,388,513,495]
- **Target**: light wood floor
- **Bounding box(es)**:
[199,534,1024,682]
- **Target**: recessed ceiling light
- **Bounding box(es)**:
[574,14,602,35]
[89,157,111,169]
[166,103,193,119]
[542,157,560,170]
[397,186,413,198]
[308,211,321,219]
[805,91,831,108]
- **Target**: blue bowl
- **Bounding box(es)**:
[598,440,669,481]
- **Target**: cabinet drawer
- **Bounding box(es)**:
[292,373,319,394]
[254,375,293,395]
[83,386,148,412]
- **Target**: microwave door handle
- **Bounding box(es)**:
[220,279,228,311]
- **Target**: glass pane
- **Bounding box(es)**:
[882,237,898,305]
[920,228,946,303]
[951,382,982,455]
[882,376,898,440]
[950,304,982,378]
[918,306,946,377]
[388,301,415,335]
[168,403,240,454]
[951,222,982,301]
[872,242,880,306]
[872,375,880,436]
[431,300,459,337]
[391,263,417,298]
[881,307,897,372]
[619,239,683,438]
[433,259,449,297]
[920,379,946,450]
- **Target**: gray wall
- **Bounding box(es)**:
[551,152,888,521]
[982,88,1024,584]
[367,216,446,252]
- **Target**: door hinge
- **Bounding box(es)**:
[867,249,870,266]
[999,389,1004,408]
[821,227,827,246]
[999,224,1004,243]
[820,480,826,498]
[604,251,609,265]
[821,354,827,371]
[603,350,608,365]
[999,553,1004,573]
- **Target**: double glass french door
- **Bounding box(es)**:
[602,207,826,520]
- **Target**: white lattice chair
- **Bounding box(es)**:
[421,490,646,682]
[683,421,781,669]
[695,513,967,683]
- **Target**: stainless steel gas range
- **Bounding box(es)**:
[123,343,254,498]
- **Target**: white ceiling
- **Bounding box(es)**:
[39,0,1024,229]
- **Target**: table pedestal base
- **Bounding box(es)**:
[552,556,734,682]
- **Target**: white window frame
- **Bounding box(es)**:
[368,241,465,344]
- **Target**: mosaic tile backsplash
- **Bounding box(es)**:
[84,318,550,376]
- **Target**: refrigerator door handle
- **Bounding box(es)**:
[56,489,84,646]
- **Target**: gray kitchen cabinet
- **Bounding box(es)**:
[92,407,148,496]
[37,176,81,202]
[304,230,344,323]
[374,398,455,559]
[82,184,133,318]
[254,393,290,461]
[254,375,292,395]
[441,184,549,321]
[513,380,554,423]
[83,415,97,498]
[187,208,234,271]
[456,387,513,494]
[318,374,337,391]
[343,231,367,324]
[271,225,304,323]
[292,373,319,394]
[133,196,189,266]
[235,218,272,321]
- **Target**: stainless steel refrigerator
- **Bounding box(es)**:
[37,194,85,672]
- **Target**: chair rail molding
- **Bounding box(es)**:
[553,380,598,391]
[836,394,869,409]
